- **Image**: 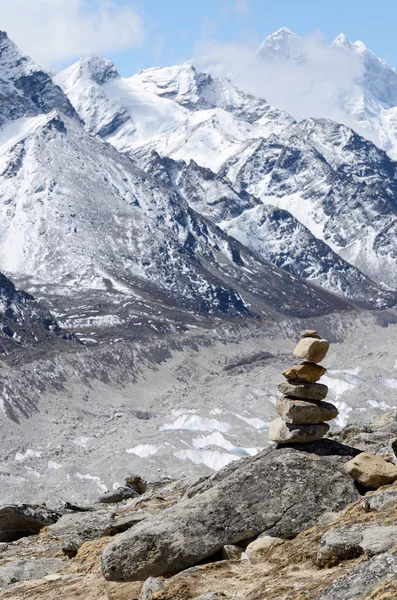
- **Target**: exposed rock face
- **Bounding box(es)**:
[293,337,330,363]
[101,444,359,581]
[319,550,397,600]
[269,418,330,443]
[0,505,61,542]
[278,381,328,401]
[345,452,397,488]
[276,397,338,424]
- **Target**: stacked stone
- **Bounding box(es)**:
[269,330,338,444]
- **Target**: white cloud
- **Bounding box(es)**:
[0,0,144,69]
[192,32,376,142]
[234,1,249,13]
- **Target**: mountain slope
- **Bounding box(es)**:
[142,149,397,308]
[0,106,350,320]
[0,271,70,357]
[221,118,397,290]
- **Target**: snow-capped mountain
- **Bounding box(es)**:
[144,152,397,308]
[257,28,397,160]
[0,31,352,324]
[55,59,292,171]
[56,51,397,306]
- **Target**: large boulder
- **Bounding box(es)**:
[319,550,397,599]
[102,444,359,581]
[0,505,61,542]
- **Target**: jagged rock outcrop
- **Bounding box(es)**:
[101,443,359,581]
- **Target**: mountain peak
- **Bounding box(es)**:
[63,55,120,87]
[257,27,303,62]
[331,32,351,48]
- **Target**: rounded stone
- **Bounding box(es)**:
[278,380,328,401]
[283,362,326,383]
[269,418,330,444]
[293,337,329,363]
[276,397,338,424]
[345,453,397,489]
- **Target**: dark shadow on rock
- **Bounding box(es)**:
[276,438,362,458]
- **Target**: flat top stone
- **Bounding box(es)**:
[300,330,320,338]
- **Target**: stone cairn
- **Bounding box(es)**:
[269,329,339,444]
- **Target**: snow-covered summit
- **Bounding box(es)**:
[257,27,304,62]
[55,58,293,169]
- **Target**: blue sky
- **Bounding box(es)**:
[3,0,397,74]
[107,0,397,76]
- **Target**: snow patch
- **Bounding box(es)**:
[126,443,165,457]
[174,449,239,470]
[160,414,231,432]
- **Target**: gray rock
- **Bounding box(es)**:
[98,486,139,504]
[49,509,149,555]
[269,418,329,443]
[0,558,66,585]
[102,445,359,581]
[319,550,397,599]
[222,544,244,560]
[278,381,328,401]
[277,397,338,424]
[125,475,147,495]
[138,576,165,599]
[362,487,397,512]
[317,527,364,564]
[0,504,61,542]
[317,525,397,564]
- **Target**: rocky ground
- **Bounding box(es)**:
[1,411,397,599]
